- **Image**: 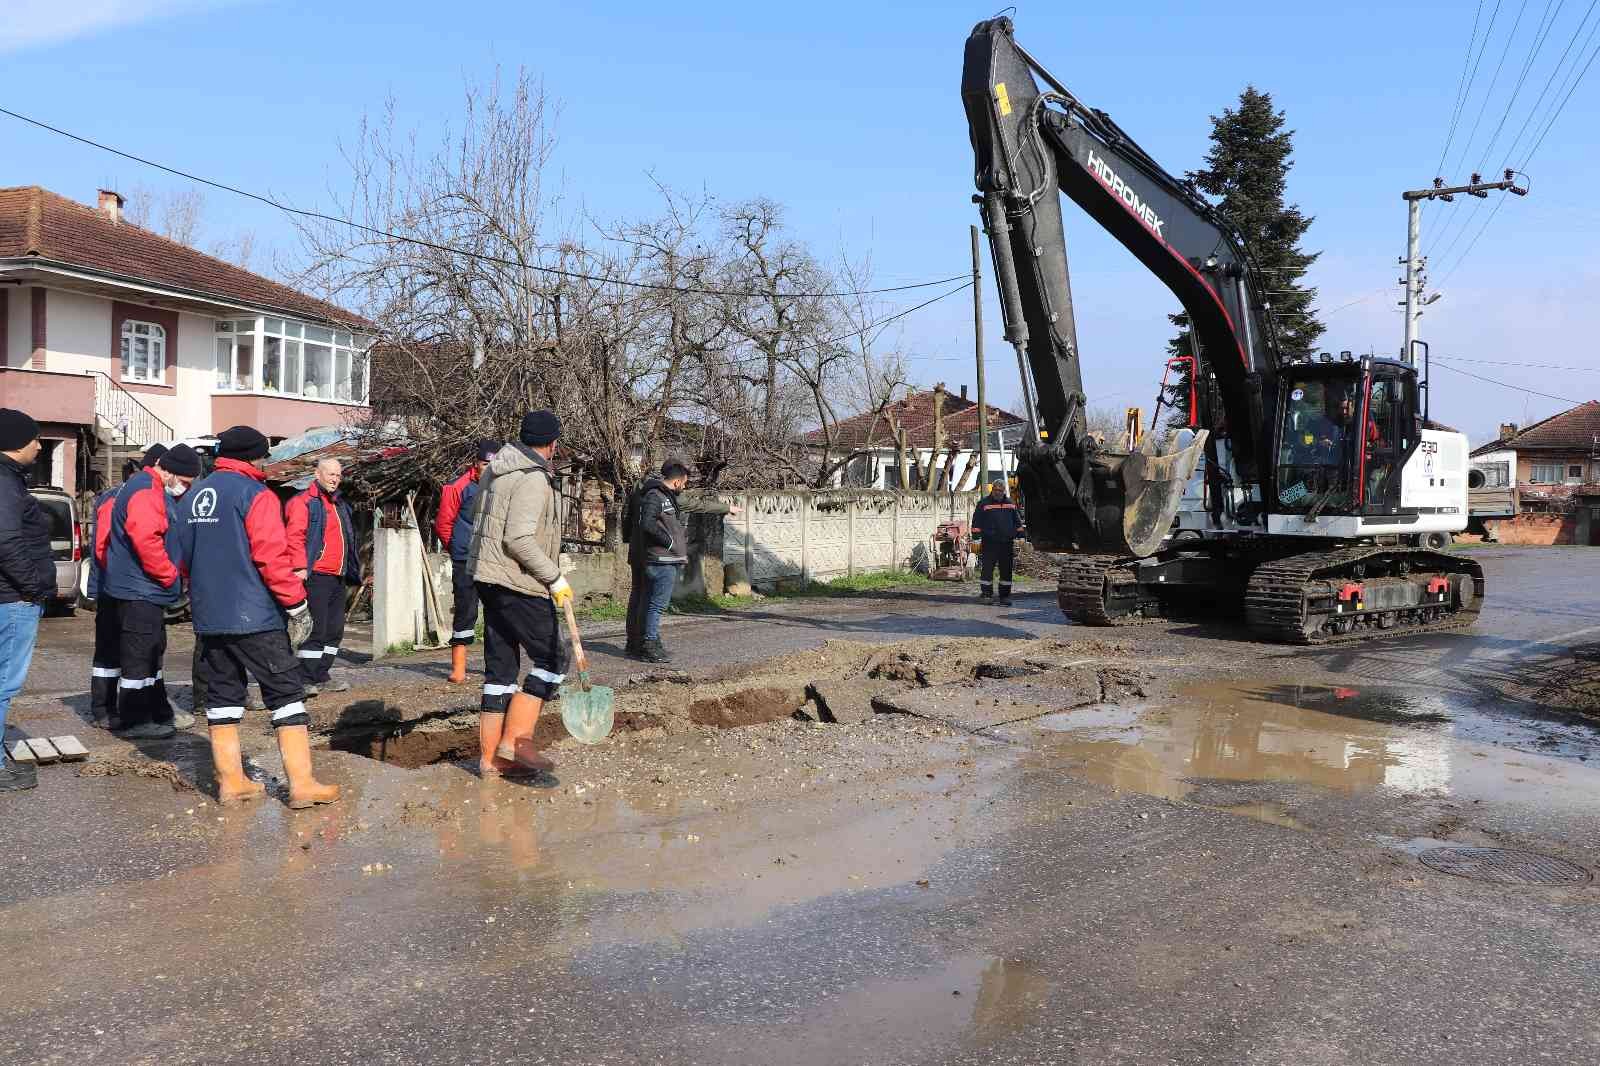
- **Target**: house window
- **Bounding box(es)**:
[1570,464,1585,483]
[214,317,369,403]
[120,320,166,384]
[1530,463,1565,484]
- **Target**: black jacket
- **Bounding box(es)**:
[972,495,1024,548]
[628,477,689,567]
[0,455,54,604]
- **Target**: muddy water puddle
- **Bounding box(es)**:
[1034,680,1600,817]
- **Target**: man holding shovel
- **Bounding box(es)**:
[466,410,572,778]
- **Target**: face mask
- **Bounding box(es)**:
[166,481,188,498]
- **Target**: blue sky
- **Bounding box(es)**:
[5,0,1597,444]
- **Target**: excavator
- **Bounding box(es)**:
[961,17,1483,644]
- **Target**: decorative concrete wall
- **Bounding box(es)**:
[721,489,981,586]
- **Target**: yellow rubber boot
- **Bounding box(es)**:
[275,724,341,809]
[447,645,469,684]
[208,723,266,805]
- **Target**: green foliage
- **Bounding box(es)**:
[1166,86,1323,425]
[575,598,629,622]
[385,640,416,656]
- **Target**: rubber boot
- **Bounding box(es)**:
[208,723,265,805]
[477,711,520,777]
[495,691,554,771]
[274,724,340,809]
[447,645,469,684]
[643,639,671,664]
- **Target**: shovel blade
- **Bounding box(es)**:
[559,679,615,744]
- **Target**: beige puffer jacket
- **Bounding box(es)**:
[465,443,562,597]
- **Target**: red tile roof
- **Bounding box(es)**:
[0,186,372,328]
[807,389,1025,448]
[1472,400,1600,456]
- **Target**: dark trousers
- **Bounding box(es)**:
[624,562,648,649]
[90,595,121,725]
[980,541,1015,599]
[196,629,307,728]
[111,597,173,727]
[478,583,567,712]
[450,560,479,646]
[298,573,346,684]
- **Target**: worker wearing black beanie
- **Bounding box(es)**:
[180,423,338,809]
[140,443,168,470]
[0,407,51,792]
[216,425,271,463]
[0,408,40,453]
[158,444,202,480]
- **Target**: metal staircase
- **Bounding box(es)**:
[89,371,174,485]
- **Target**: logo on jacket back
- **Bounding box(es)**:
[190,487,220,523]
[1086,150,1166,240]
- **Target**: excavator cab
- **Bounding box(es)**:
[1272,359,1420,518]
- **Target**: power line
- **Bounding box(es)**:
[1502,0,1600,163]
[1433,356,1585,404]
[1319,287,1391,316]
[1435,0,1489,179]
[1438,21,1599,283]
[1430,0,1600,266]
[1437,354,1600,371]
[0,103,968,303]
[1445,0,1510,181]
[1476,0,1566,168]
[706,281,975,369]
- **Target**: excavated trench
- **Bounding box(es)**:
[320,635,1150,770]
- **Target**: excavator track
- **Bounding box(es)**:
[1244,546,1484,645]
[1057,554,1161,627]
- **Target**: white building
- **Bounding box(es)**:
[0,185,374,494]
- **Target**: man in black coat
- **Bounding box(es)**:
[623,461,738,663]
[972,479,1025,606]
[0,409,56,793]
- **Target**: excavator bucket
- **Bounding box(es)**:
[1112,429,1209,557]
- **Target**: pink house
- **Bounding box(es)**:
[0,185,374,494]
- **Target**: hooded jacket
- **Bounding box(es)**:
[466,443,562,598]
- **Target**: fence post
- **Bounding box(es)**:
[891,492,901,569]
[743,492,753,586]
[847,495,857,578]
[799,492,810,581]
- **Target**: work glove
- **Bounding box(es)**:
[286,600,313,648]
[549,576,574,609]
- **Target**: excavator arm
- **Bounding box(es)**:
[962,16,1279,555]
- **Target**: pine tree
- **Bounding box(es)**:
[1164,86,1323,425]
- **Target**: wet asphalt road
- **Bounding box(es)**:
[4,545,1600,1064]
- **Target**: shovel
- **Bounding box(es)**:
[558,598,614,744]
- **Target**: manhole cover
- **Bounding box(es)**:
[1419,847,1592,886]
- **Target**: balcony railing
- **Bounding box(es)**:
[90,371,174,447]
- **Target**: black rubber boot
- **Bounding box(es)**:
[642,640,672,664]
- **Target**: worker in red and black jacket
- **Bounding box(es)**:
[99,443,202,738]
[179,425,337,810]
[85,457,142,729]
[285,457,361,696]
[435,439,500,684]
[972,479,1025,606]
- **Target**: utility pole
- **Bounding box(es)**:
[1400,171,1527,365]
[971,224,989,493]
